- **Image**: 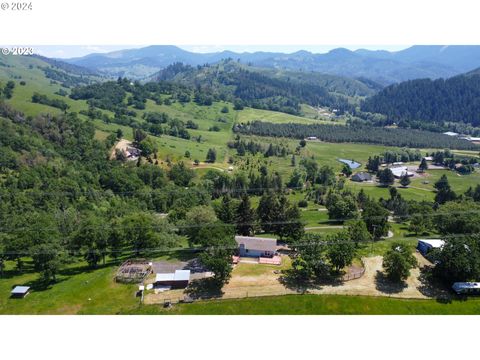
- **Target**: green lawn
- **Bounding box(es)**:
[0,259,139,315]
[125,294,480,315]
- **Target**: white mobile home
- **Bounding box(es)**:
[452,282,480,295]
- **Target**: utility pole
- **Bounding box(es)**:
[371,225,377,254]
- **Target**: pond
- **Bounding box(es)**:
[338,158,361,169]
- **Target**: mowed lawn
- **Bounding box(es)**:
[0,260,138,315]
[126,294,480,315]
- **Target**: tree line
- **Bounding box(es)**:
[234,121,479,150]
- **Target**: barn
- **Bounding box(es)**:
[235,236,277,258]
[154,270,191,289]
[417,239,445,256]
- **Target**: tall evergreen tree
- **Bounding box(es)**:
[235,195,256,236]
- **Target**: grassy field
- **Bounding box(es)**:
[125,294,480,315]
[0,260,139,315]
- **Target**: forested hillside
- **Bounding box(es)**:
[361,74,480,126]
[152,60,370,115]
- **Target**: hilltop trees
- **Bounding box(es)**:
[361,75,480,127]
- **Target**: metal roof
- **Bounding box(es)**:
[418,239,445,248]
[11,286,30,294]
[155,273,175,282]
[235,236,277,252]
[155,270,191,282]
[174,270,191,281]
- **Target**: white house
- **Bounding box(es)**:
[235,236,277,258]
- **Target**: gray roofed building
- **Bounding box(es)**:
[235,236,277,258]
[351,172,372,182]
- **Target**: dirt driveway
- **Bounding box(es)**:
[144,253,446,304]
[224,253,448,300]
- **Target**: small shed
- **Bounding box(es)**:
[235,236,277,258]
[417,239,445,256]
[154,270,190,289]
[11,286,30,298]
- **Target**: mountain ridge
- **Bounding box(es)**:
[62,45,480,83]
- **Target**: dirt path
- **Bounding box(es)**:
[110,139,131,160]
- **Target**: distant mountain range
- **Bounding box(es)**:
[63,45,480,84]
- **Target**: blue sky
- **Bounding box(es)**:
[33,45,410,59]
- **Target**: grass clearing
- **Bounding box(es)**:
[126,294,480,315]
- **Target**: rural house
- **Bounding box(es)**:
[351,172,372,182]
[235,236,277,258]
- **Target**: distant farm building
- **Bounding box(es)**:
[417,239,445,256]
[154,270,191,289]
[10,286,30,298]
[305,136,318,141]
[235,236,277,258]
[124,146,141,161]
[459,136,480,142]
[452,282,480,295]
[390,166,414,178]
[338,158,361,169]
[351,172,372,182]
